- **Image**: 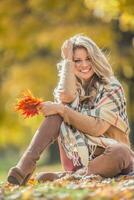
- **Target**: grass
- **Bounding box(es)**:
[0,152,62,183]
[1,154,134,199]
[1,172,134,200]
[0,160,134,199]
[0,163,62,183]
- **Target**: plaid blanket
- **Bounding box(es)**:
[58,76,130,167]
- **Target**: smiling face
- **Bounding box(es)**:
[73,47,95,83]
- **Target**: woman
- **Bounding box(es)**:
[7,34,133,185]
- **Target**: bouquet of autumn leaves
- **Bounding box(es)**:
[15,90,43,118]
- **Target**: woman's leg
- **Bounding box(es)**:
[36,140,81,183]
[87,143,134,178]
[58,140,76,172]
[7,114,62,185]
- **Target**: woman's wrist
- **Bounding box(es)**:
[57,103,65,116]
[64,59,75,73]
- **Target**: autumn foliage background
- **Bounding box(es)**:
[0,0,134,178]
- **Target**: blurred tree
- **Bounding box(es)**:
[0,0,134,154]
[84,0,134,31]
[84,0,134,147]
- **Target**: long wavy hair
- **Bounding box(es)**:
[69,34,113,82]
[55,34,114,105]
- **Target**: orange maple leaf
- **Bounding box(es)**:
[15,90,43,118]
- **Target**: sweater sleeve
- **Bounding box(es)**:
[54,59,77,103]
[61,105,111,136]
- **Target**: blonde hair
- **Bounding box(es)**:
[55,34,114,104]
[69,34,114,84]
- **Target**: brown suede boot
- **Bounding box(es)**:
[7,114,62,185]
[36,172,68,183]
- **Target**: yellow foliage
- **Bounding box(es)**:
[120,12,134,31]
[0,0,133,148]
[84,0,134,31]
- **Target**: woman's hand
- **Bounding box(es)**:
[38,101,64,117]
[61,40,73,60]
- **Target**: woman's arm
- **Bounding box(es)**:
[38,102,110,136]
[59,105,110,136]
[58,60,77,103]
[55,40,77,103]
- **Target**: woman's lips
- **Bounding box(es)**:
[80,68,91,73]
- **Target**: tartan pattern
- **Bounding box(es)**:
[81,78,129,133]
[58,76,130,167]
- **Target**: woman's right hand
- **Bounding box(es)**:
[61,40,73,60]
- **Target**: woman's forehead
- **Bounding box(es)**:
[73,47,89,57]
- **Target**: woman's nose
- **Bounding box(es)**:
[81,60,89,67]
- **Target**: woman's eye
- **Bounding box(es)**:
[74,60,81,63]
[74,58,91,64]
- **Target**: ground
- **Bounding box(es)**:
[1,173,134,200]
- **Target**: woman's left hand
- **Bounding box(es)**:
[38,101,64,117]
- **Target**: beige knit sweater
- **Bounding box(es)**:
[54,60,130,146]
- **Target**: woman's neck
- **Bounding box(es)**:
[82,75,94,87]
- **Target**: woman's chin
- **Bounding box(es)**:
[80,75,93,82]
[75,73,94,83]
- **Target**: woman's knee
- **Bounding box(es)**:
[46,114,63,123]
[44,114,63,130]
[107,143,130,155]
[37,114,63,140]
[87,143,132,177]
[105,143,132,167]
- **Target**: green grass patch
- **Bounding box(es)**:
[1,174,134,200]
